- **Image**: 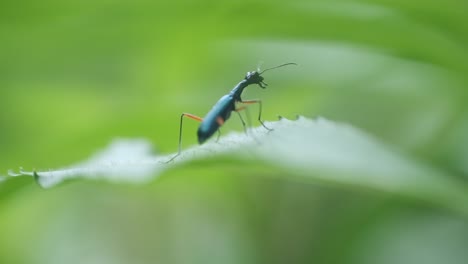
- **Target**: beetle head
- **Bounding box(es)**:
[245,71,267,88]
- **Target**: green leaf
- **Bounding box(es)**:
[9,116,468,215]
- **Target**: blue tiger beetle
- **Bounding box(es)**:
[167,62,297,162]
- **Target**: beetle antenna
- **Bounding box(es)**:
[259,62,297,75]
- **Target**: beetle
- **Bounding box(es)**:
[167,63,296,162]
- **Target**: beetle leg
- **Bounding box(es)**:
[166,113,203,163]
[238,99,272,131]
[216,129,221,142]
[234,110,248,134]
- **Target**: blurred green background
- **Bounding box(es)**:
[1,0,468,263]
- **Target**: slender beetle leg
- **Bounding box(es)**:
[236,106,262,144]
[216,129,221,142]
[166,113,203,163]
[238,99,273,131]
[235,107,248,134]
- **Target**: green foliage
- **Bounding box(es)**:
[1,0,468,263]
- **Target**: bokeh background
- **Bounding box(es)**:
[1,0,468,263]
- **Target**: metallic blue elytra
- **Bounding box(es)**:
[167,63,297,162]
[197,94,234,144]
